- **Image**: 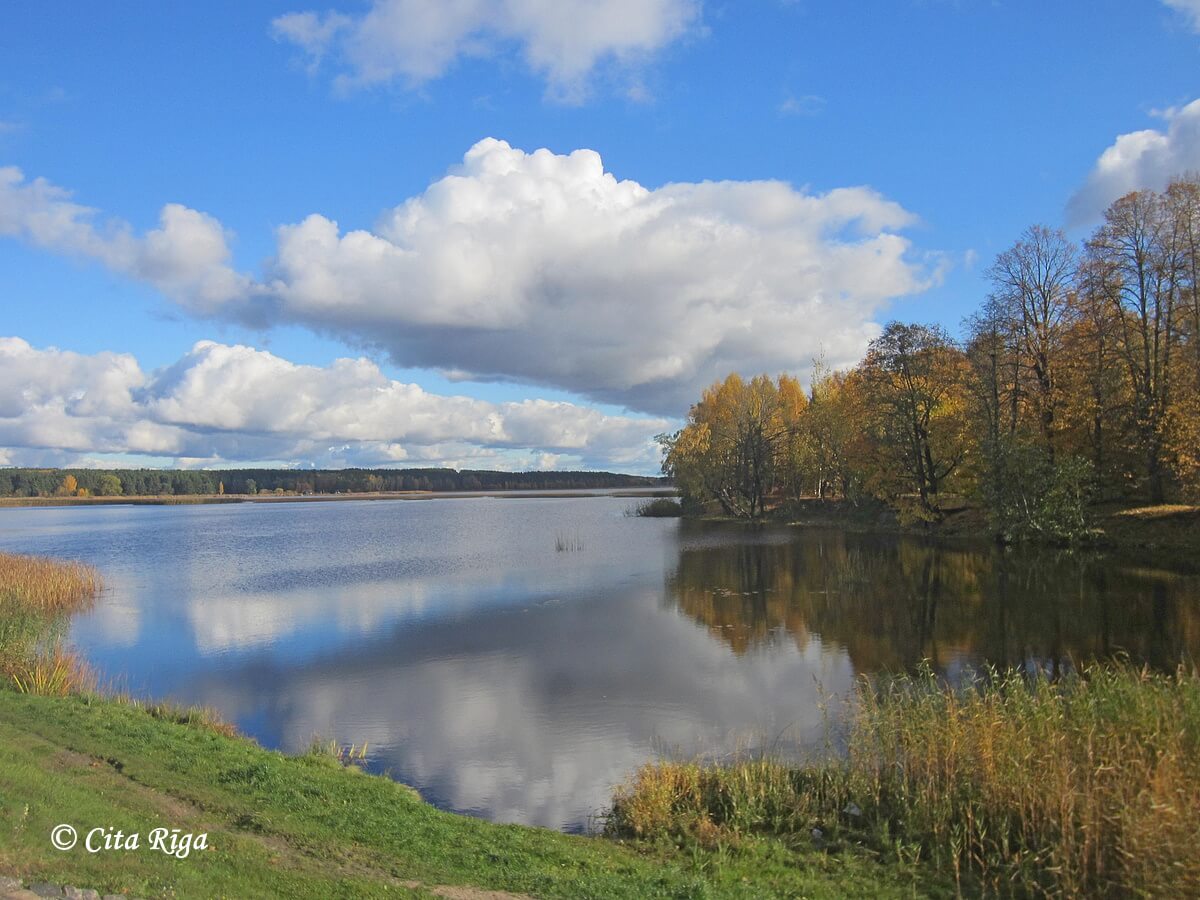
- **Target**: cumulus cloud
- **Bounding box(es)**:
[0,140,930,415]
[0,167,251,309]
[0,337,667,470]
[1068,99,1200,224]
[1163,0,1200,30]
[271,0,698,100]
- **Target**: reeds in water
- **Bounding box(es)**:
[0,552,102,695]
[0,551,101,615]
[554,532,584,552]
[608,664,1200,898]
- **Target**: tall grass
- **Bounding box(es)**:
[9,646,96,697]
[608,665,1200,898]
[0,551,101,615]
[0,552,101,695]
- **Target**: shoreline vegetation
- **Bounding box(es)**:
[0,551,933,897]
[661,178,1200,554]
[0,486,677,508]
[3,552,1199,896]
[609,665,1200,898]
[0,466,667,504]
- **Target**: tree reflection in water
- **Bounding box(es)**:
[666,522,1200,675]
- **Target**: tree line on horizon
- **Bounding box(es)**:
[0,467,664,499]
[663,176,1200,540]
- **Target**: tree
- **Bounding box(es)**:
[1086,189,1180,502]
[96,474,123,496]
[57,475,78,497]
[857,322,969,520]
[662,374,795,518]
[987,225,1076,457]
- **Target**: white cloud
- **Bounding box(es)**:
[1163,0,1200,30]
[0,140,930,414]
[271,0,699,100]
[0,167,251,310]
[1068,98,1200,224]
[779,94,825,117]
[0,337,668,470]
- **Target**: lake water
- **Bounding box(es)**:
[1,495,1198,831]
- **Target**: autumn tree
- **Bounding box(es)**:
[1165,177,1200,495]
[856,322,969,520]
[1086,189,1180,502]
[805,362,860,500]
[987,225,1076,457]
[662,374,797,518]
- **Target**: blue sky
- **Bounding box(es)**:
[1,0,1198,472]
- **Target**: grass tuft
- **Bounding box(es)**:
[9,647,96,696]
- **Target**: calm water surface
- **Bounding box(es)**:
[1,495,1198,831]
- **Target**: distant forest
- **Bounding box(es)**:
[0,467,666,499]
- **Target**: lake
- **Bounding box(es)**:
[1,495,1198,831]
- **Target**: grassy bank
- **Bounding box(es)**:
[0,553,933,897]
[609,666,1200,898]
[0,691,939,899]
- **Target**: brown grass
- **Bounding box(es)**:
[9,646,96,696]
[0,551,101,614]
[1111,504,1200,521]
[608,665,1200,898]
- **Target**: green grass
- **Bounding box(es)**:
[609,665,1200,898]
[0,691,941,899]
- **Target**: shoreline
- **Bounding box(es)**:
[0,487,678,509]
[0,690,936,898]
[685,498,1200,571]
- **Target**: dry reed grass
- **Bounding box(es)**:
[0,552,102,695]
[608,664,1200,898]
[0,551,101,614]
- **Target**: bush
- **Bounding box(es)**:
[629,498,684,518]
[981,442,1094,543]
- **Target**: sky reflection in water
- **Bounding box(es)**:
[0,497,1196,830]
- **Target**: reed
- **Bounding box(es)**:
[608,664,1200,898]
[9,646,96,696]
[307,736,371,765]
[0,551,101,615]
[554,532,584,552]
[0,552,102,696]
